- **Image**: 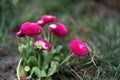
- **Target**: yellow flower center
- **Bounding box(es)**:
[35,42,42,48]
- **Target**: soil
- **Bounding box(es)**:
[0,52,20,80]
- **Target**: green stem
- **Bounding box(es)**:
[43,29,47,40]
[59,53,74,66]
[38,53,40,68]
[50,32,54,45]
[47,31,50,42]
[17,58,22,80]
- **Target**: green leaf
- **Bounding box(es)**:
[51,45,63,55]
[39,69,47,77]
[42,50,52,69]
[18,44,27,61]
[27,56,38,67]
[56,45,63,53]
[28,67,47,79]
[19,66,26,78]
[47,61,57,77]
[18,44,26,54]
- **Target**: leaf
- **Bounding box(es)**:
[18,44,26,54]
[19,66,26,78]
[42,50,52,69]
[27,56,38,67]
[28,67,47,79]
[56,45,63,53]
[18,44,28,61]
[39,69,47,77]
[47,61,57,77]
[52,45,63,55]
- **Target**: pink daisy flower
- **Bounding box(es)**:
[36,20,46,26]
[42,15,56,23]
[34,38,52,51]
[20,78,28,80]
[20,22,42,37]
[70,40,88,57]
[48,23,67,37]
[16,30,24,37]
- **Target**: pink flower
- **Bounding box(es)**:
[36,20,46,26]
[70,40,88,57]
[16,31,24,37]
[20,22,42,37]
[48,23,67,37]
[34,38,52,51]
[42,15,56,23]
[20,78,28,80]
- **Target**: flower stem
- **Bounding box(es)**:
[38,53,40,68]
[47,31,50,42]
[43,29,47,40]
[59,52,73,66]
[17,58,22,80]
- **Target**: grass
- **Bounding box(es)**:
[58,11,120,79]
[0,0,120,80]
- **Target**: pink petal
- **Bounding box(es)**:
[16,31,24,37]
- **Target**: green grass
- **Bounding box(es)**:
[58,12,120,79]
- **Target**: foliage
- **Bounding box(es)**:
[18,37,64,80]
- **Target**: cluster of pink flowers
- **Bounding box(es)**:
[16,15,68,51]
[16,14,89,57]
[17,15,89,80]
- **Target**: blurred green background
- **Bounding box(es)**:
[0,0,120,80]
